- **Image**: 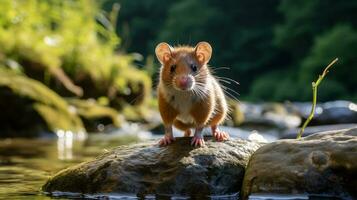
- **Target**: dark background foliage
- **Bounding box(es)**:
[103,0,357,102]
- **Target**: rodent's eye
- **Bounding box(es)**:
[191,64,198,72]
[170,64,176,73]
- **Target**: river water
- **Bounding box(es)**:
[0,131,145,199]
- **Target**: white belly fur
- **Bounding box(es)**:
[162,86,196,124]
[177,113,195,124]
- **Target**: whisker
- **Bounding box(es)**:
[215,79,232,85]
[214,76,240,85]
[223,91,240,102]
[224,93,240,103]
[217,84,240,101]
[193,84,209,98]
[223,86,240,96]
[192,88,203,99]
[209,67,231,73]
[211,66,231,70]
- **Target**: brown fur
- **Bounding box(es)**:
[156,42,228,137]
[173,119,193,131]
[157,87,178,124]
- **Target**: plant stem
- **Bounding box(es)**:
[296,58,338,139]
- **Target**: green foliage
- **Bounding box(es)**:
[299,25,357,100]
[249,72,286,101]
[249,70,300,101]
[0,0,155,135]
[274,0,320,59]
[275,0,357,59]
[66,98,122,132]
[0,0,151,106]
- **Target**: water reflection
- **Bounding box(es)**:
[56,130,73,160]
[55,130,88,160]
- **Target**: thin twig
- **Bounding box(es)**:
[296,58,338,139]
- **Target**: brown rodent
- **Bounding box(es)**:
[155,41,229,147]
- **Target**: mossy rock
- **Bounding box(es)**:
[66,98,122,132]
[0,68,84,137]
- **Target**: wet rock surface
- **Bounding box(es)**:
[242,128,357,199]
[43,137,262,197]
[281,123,357,139]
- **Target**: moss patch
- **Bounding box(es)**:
[67,98,121,131]
[0,68,84,136]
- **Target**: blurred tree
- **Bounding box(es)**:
[102,0,176,56]
[249,70,301,101]
[274,0,357,68]
[275,0,357,60]
[298,25,357,100]
[249,0,357,101]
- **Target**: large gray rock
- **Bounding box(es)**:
[242,128,357,200]
[43,137,261,198]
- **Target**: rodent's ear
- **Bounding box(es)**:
[194,41,212,64]
[155,42,173,64]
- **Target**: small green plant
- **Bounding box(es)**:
[297,58,338,139]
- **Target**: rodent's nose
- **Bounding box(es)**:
[177,76,192,90]
[178,77,189,88]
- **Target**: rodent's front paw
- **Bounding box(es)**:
[191,136,205,147]
[159,135,175,146]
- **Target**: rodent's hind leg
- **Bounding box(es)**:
[211,125,229,142]
[191,127,205,147]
